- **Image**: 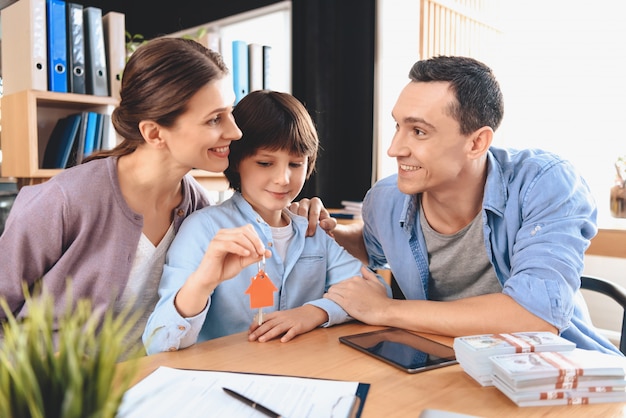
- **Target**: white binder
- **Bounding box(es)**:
[102,11,126,101]
[1,0,48,94]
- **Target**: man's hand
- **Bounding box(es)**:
[324,266,390,325]
[289,197,337,237]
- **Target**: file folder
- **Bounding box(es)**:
[84,6,109,96]
[102,11,126,100]
[263,45,272,90]
[42,114,81,168]
[66,2,86,94]
[248,43,263,92]
[1,0,48,94]
[82,112,100,158]
[232,40,249,105]
[46,0,68,93]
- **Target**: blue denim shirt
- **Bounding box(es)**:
[363,147,621,355]
[144,192,384,355]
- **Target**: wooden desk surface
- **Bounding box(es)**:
[126,323,626,417]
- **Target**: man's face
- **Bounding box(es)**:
[389,81,474,196]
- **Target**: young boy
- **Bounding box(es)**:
[143,91,389,354]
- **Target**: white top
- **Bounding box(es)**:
[116,223,175,347]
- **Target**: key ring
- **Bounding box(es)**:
[257,253,266,272]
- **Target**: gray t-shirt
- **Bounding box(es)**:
[420,204,502,301]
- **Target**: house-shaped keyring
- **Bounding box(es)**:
[245,270,277,310]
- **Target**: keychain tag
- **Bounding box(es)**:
[245,254,277,325]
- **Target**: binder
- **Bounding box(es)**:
[93,113,105,152]
[248,43,263,92]
[262,45,272,90]
[83,6,109,96]
[82,112,100,158]
[100,114,115,151]
[66,2,86,94]
[65,111,88,167]
[232,40,249,104]
[102,11,126,101]
[46,0,68,93]
[42,114,81,168]
[1,0,48,94]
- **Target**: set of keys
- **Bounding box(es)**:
[245,253,277,325]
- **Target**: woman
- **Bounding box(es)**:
[0,38,323,349]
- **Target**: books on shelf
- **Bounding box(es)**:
[490,348,626,406]
[2,0,124,98]
[453,332,576,386]
[330,200,363,220]
[42,112,111,169]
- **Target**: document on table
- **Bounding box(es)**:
[116,366,370,418]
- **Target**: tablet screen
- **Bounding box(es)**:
[339,328,457,373]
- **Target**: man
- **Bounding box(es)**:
[301,56,620,355]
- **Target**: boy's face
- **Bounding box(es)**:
[238,148,308,226]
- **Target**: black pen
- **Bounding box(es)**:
[222,387,283,418]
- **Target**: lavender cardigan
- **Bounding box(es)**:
[0,157,210,327]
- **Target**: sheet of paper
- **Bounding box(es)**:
[116,366,361,418]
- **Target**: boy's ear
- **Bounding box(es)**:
[138,120,165,148]
[468,126,493,159]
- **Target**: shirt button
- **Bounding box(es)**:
[267,242,273,247]
[177,209,185,217]
[178,325,186,331]
[256,217,262,223]
[168,347,177,352]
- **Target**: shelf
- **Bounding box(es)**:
[190,169,229,191]
[1,90,117,178]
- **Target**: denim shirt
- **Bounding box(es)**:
[363,146,621,355]
[144,192,383,354]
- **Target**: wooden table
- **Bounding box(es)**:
[124,322,626,417]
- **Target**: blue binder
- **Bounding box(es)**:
[232,40,249,105]
[46,0,68,93]
[42,114,81,168]
[82,112,99,158]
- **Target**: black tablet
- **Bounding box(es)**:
[339,328,458,374]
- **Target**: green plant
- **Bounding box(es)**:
[125,31,147,60]
[0,284,141,418]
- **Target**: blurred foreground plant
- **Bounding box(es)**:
[0,283,141,418]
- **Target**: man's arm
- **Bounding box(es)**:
[331,222,368,265]
[325,268,557,337]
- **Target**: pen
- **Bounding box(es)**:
[222,387,282,418]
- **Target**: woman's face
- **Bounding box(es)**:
[161,77,242,173]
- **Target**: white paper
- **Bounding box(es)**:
[116,366,362,418]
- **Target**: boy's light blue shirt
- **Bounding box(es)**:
[144,192,383,355]
[363,146,621,355]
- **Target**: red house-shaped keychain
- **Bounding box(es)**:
[245,255,277,324]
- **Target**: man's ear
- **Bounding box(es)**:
[469,126,493,159]
[138,120,164,148]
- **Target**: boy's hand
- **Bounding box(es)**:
[248,305,328,342]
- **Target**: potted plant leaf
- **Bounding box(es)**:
[0,283,142,418]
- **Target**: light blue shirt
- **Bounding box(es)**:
[144,192,385,354]
[363,147,621,355]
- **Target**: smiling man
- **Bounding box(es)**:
[323,55,622,355]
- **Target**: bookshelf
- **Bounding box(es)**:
[0,90,116,179]
[0,2,290,192]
